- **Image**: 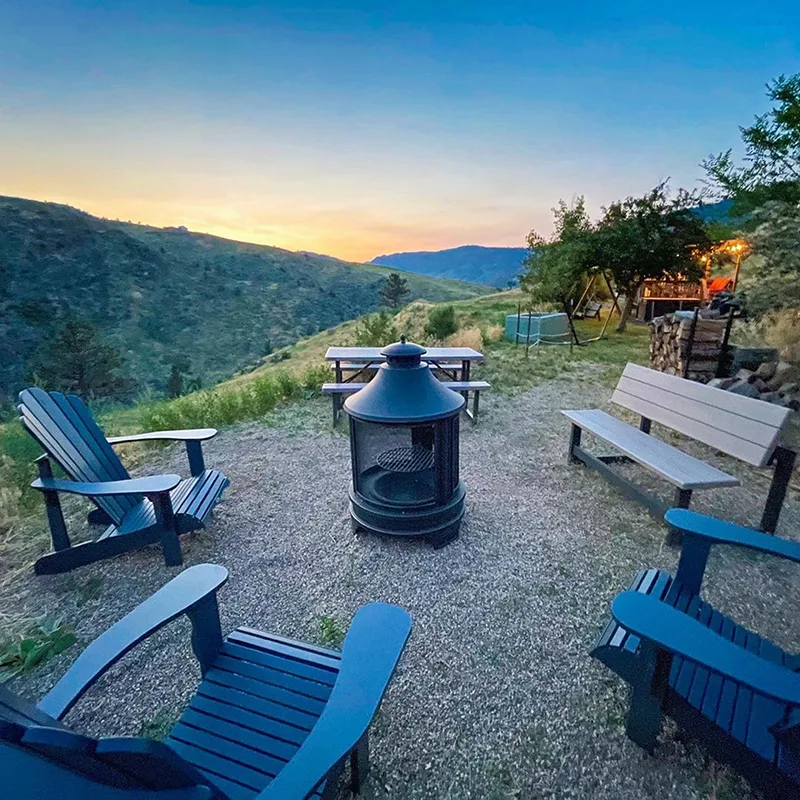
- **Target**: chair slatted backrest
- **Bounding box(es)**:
[17,388,142,524]
[612,363,792,468]
[0,686,222,797]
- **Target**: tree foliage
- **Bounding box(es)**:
[30,318,132,399]
[702,73,800,211]
[521,184,711,331]
[380,272,411,308]
[424,305,458,340]
[353,311,399,347]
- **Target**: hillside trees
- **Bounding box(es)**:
[29,318,132,399]
[702,73,800,212]
[703,72,800,316]
[381,272,410,308]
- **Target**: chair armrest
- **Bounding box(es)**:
[666,509,800,565]
[255,603,412,800]
[612,591,800,706]
[106,429,218,445]
[31,474,181,497]
[38,564,228,719]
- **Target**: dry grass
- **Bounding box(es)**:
[734,308,800,363]
[444,326,484,350]
[483,324,505,343]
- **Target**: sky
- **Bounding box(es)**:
[1,1,799,262]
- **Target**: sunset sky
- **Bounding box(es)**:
[2,1,799,262]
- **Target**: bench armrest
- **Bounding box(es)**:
[106,429,217,445]
[31,474,181,497]
[612,591,800,706]
[38,565,228,719]
[255,603,412,800]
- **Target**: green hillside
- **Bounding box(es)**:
[0,196,490,399]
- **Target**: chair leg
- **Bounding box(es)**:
[152,492,182,567]
[350,732,370,795]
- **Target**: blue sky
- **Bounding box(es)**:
[1,1,799,259]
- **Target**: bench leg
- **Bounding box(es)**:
[472,390,480,424]
[568,424,582,463]
[760,446,796,534]
[666,488,693,546]
[350,731,370,794]
[331,395,339,428]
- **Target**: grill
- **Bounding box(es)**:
[376,445,435,473]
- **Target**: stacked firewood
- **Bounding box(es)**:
[649,313,728,382]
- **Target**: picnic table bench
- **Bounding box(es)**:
[324,346,489,426]
[563,362,795,537]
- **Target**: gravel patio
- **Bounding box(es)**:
[8,369,800,799]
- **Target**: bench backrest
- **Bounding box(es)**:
[612,363,791,468]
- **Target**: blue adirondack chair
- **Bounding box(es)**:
[0,564,412,799]
[592,509,800,798]
[18,388,230,574]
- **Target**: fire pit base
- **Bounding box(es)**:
[349,481,465,549]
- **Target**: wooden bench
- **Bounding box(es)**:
[322,380,491,426]
[593,509,800,798]
[562,362,795,535]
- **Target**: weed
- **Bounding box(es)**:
[137,708,179,740]
[318,615,346,649]
[0,617,76,681]
[77,575,104,604]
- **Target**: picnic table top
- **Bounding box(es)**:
[325,346,484,362]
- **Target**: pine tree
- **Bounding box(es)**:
[380,272,410,308]
[166,364,184,398]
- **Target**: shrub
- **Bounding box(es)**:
[353,311,398,347]
[424,305,458,341]
[734,309,800,362]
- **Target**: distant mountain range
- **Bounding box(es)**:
[370,201,744,287]
[0,196,489,397]
[371,245,528,288]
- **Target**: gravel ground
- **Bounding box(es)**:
[7,373,800,799]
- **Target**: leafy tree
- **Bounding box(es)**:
[424,305,458,340]
[703,73,800,212]
[380,272,410,308]
[353,311,399,347]
[30,317,132,398]
[521,185,711,331]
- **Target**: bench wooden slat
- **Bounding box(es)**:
[612,364,789,467]
[562,409,739,489]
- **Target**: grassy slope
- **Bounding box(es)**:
[0,195,490,397]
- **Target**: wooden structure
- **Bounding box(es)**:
[593,509,800,799]
[635,277,704,322]
[562,363,795,534]
[18,388,229,574]
[0,564,412,800]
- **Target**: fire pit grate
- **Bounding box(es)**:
[376,445,435,473]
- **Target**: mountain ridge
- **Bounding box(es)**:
[0,196,489,398]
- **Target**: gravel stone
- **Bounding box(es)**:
[7,377,799,799]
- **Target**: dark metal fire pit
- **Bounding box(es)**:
[344,338,465,548]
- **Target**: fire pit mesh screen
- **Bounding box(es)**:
[376,445,435,473]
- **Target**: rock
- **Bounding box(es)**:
[767,362,799,390]
[760,392,780,403]
[728,380,762,398]
[779,383,798,396]
[755,360,778,380]
[754,378,769,392]
[735,369,756,383]
[708,377,736,390]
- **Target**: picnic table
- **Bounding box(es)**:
[325,346,484,383]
